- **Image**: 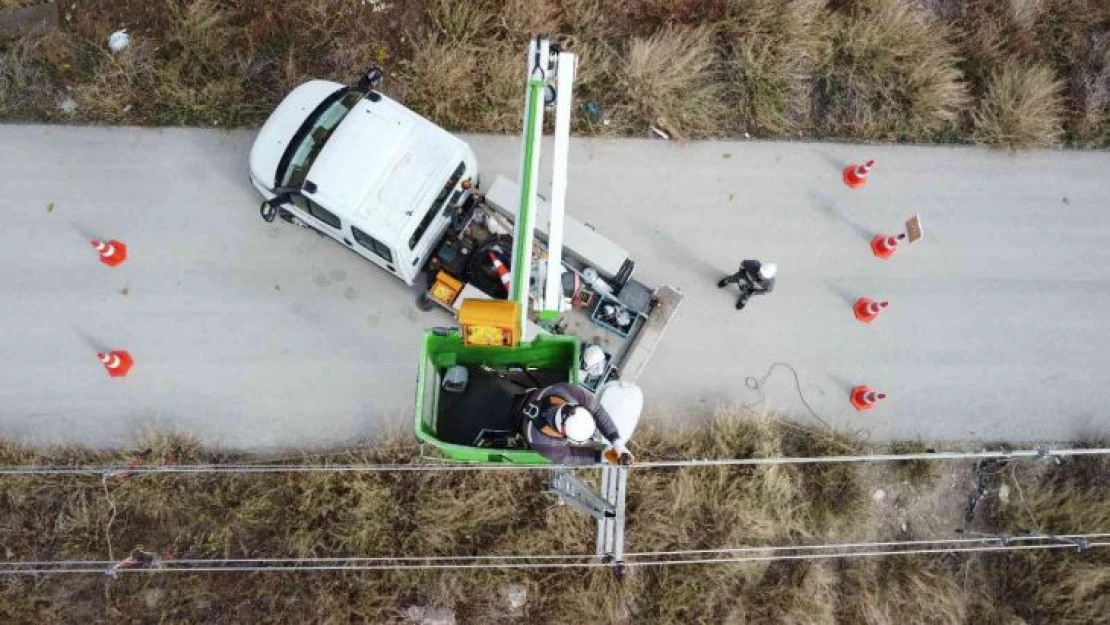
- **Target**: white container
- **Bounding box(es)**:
[597,381,643,447]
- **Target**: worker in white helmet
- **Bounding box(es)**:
[513,382,633,466]
[718,260,776,310]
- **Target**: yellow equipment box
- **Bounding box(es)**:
[458,299,520,347]
[428,271,464,307]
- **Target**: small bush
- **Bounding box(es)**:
[815,0,968,140]
[972,63,1064,147]
[401,38,521,133]
[430,0,494,44]
[719,0,825,136]
[890,441,939,487]
[0,29,78,119]
[615,25,727,138]
[838,556,968,624]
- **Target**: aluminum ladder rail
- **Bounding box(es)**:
[548,466,628,571]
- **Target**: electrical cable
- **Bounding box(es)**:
[624,533,1110,558]
[0,447,1106,476]
[1,537,1105,576]
[743,362,832,429]
[619,542,1109,569]
[10,530,1101,568]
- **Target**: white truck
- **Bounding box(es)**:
[248,68,680,385]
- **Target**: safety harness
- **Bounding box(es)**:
[516,388,576,444]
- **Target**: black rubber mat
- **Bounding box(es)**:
[435,367,567,446]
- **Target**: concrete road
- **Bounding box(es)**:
[2,124,1108,448]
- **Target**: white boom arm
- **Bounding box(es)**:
[540,51,576,320]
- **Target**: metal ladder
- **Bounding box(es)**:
[548,466,628,572]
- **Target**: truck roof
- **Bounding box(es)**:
[303,91,469,242]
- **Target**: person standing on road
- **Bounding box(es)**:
[718,260,776,310]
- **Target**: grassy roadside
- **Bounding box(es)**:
[0,0,1106,147]
[0,412,1106,623]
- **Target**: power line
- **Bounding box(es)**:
[10,533,1101,568]
[624,533,1110,558]
[1,539,1104,576]
[0,447,1105,476]
[622,542,1109,568]
[2,534,1105,576]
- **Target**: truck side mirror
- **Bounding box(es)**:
[258,193,290,223]
[357,65,384,93]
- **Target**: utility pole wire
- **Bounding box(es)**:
[0,540,1105,576]
[624,533,1110,557]
[620,542,1109,568]
[8,532,1105,569]
[0,447,1105,476]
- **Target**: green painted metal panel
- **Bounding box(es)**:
[414,330,580,464]
[511,77,544,306]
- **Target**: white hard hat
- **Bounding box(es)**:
[759,263,777,280]
[558,406,597,445]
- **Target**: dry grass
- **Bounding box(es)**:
[963,449,1110,623]
[838,556,968,624]
[1,0,1106,146]
[815,0,969,141]
[928,0,1110,145]
[719,0,825,136]
[402,37,522,133]
[890,440,940,487]
[972,63,1065,148]
[1,413,1105,622]
[613,25,727,139]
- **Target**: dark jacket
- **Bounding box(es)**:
[739,259,775,294]
[518,382,621,465]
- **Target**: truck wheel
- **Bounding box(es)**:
[415,292,435,312]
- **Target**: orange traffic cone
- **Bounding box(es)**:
[850,385,886,411]
[853,298,889,324]
[843,160,874,189]
[488,252,511,291]
[92,239,127,267]
[98,351,134,378]
[870,233,905,260]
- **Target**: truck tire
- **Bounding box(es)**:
[415,292,435,312]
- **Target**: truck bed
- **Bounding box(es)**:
[424,180,682,387]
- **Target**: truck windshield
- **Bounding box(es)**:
[276,87,363,190]
[410,162,466,249]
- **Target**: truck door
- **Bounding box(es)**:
[289,195,347,247]
[350,225,400,278]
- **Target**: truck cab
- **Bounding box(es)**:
[249,79,478,286]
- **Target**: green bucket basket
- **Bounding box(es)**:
[414,330,580,463]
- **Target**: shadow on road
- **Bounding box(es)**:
[633,220,725,285]
[73,326,109,353]
[813,148,848,173]
[808,191,873,243]
[823,279,859,308]
[826,371,856,394]
[67,220,100,243]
